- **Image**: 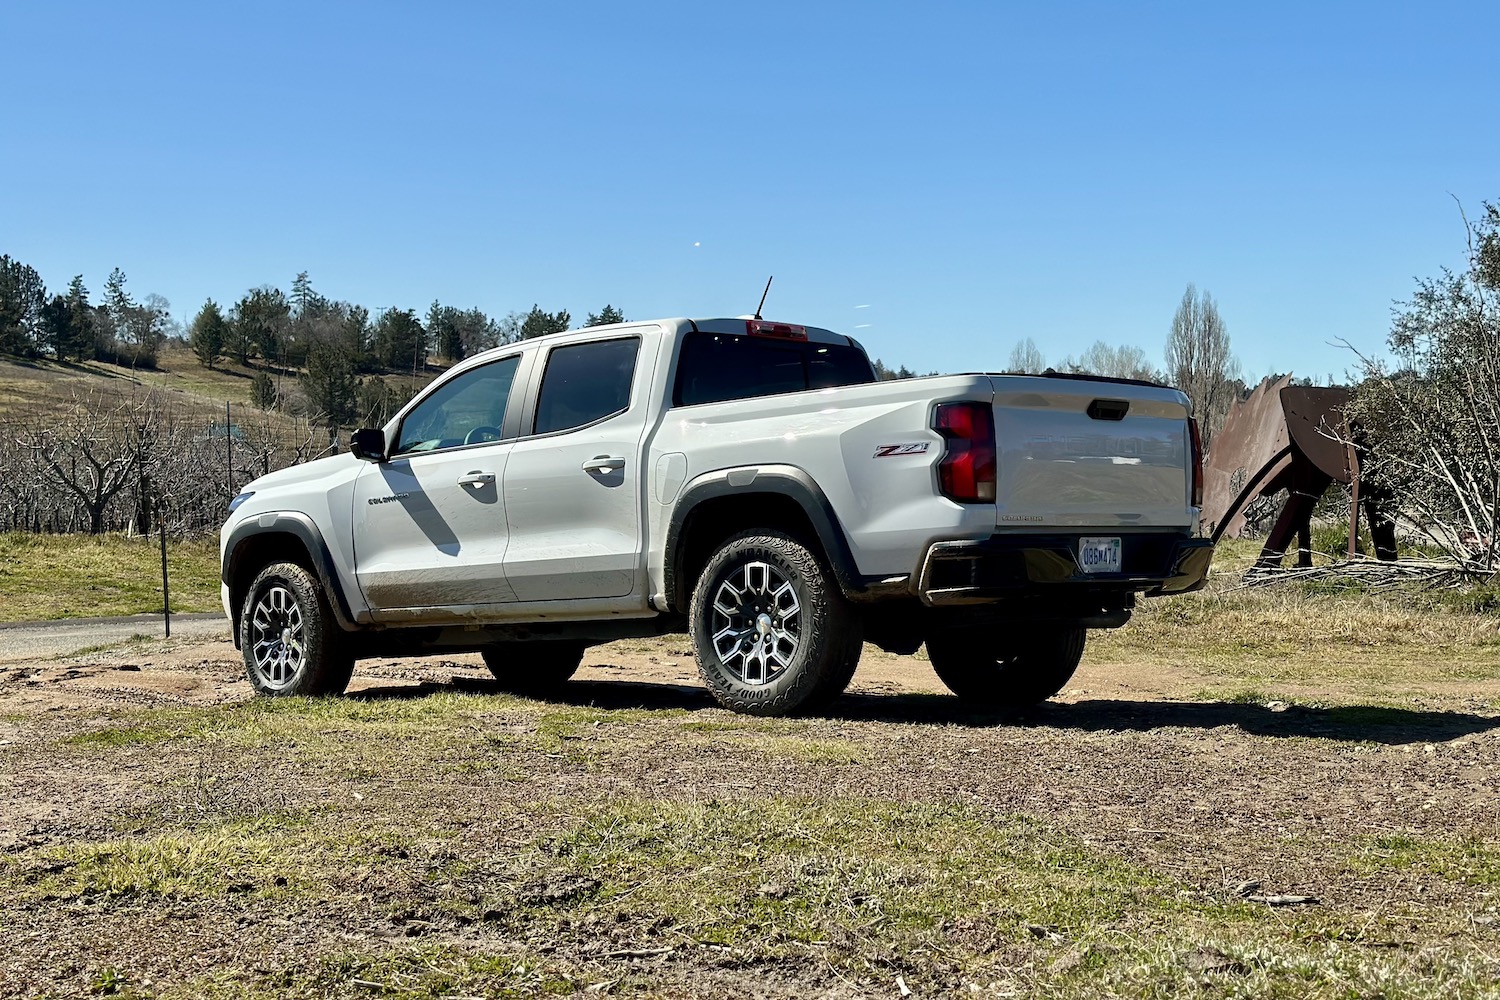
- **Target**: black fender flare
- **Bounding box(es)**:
[222,511,360,639]
[663,466,871,612]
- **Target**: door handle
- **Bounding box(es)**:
[582,455,626,474]
[457,471,495,487]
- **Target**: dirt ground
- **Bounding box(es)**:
[2,622,1499,998]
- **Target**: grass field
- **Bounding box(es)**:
[2,538,1498,998]
[0,532,221,620]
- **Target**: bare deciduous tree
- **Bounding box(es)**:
[1344,201,1500,572]
[0,387,324,535]
[1166,284,1241,448]
[19,391,147,534]
[1062,341,1160,382]
[1006,338,1046,374]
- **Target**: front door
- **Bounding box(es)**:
[352,354,524,615]
[502,335,648,602]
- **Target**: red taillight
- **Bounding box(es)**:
[745,319,807,341]
[934,402,997,503]
[1188,417,1204,507]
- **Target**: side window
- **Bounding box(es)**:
[393,355,521,455]
[533,338,640,435]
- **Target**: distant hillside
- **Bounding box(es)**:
[0,343,441,535]
[0,341,435,425]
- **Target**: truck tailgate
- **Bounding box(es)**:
[990,377,1192,529]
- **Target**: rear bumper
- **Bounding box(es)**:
[915,533,1214,607]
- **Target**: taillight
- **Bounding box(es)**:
[745,319,807,341]
[1188,417,1204,507]
[934,402,997,503]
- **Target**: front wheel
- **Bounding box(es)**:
[240,561,354,697]
[689,530,863,716]
[926,626,1086,708]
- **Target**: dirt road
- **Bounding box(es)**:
[0,613,224,664]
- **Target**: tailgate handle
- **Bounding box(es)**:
[1087,399,1130,421]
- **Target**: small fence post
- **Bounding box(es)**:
[159,507,171,639]
[226,400,233,500]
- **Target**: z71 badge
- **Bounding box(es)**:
[873,442,930,458]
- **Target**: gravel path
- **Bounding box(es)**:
[0,613,226,663]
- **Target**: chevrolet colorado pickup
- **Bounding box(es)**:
[220,317,1212,715]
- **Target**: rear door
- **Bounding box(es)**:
[352,353,528,614]
[501,334,649,602]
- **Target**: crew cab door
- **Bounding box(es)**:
[501,334,648,602]
[351,353,528,616]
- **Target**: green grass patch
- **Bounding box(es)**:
[0,531,221,620]
[155,944,574,1000]
[5,816,321,900]
[1353,833,1500,887]
[519,798,1168,945]
[66,723,184,748]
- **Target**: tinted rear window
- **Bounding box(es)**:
[673,333,875,407]
[533,337,640,434]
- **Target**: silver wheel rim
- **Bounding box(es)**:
[249,584,306,690]
[709,561,802,685]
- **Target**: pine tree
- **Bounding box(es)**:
[520,304,571,340]
[40,295,74,359]
[190,299,227,368]
[373,308,426,371]
[585,304,626,327]
[250,372,277,409]
[0,255,47,356]
[302,341,357,439]
[64,276,96,361]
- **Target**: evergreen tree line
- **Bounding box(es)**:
[0,257,178,368]
[0,253,629,437]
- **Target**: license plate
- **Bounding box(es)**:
[1078,536,1121,574]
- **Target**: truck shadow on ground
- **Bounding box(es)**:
[353,676,1500,746]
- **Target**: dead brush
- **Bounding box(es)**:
[1125,567,1499,652]
[122,752,293,828]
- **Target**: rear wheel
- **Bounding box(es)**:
[240,561,354,697]
[689,530,862,716]
[926,626,1086,708]
[481,642,585,697]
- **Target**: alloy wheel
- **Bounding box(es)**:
[249,584,306,690]
[708,561,802,684]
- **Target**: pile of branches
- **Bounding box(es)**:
[1241,556,1476,590]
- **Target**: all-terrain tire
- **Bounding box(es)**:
[689,530,863,717]
[239,561,355,697]
[482,642,585,697]
[926,626,1086,708]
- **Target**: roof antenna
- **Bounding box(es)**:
[753,276,773,320]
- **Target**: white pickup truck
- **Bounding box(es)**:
[220,317,1212,715]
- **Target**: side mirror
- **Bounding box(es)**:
[350,428,387,462]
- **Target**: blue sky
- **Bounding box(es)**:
[4,1,1497,382]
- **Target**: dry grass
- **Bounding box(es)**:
[7,675,1500,998]
[5,536,1500,996]
[1088,538,1500,705]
